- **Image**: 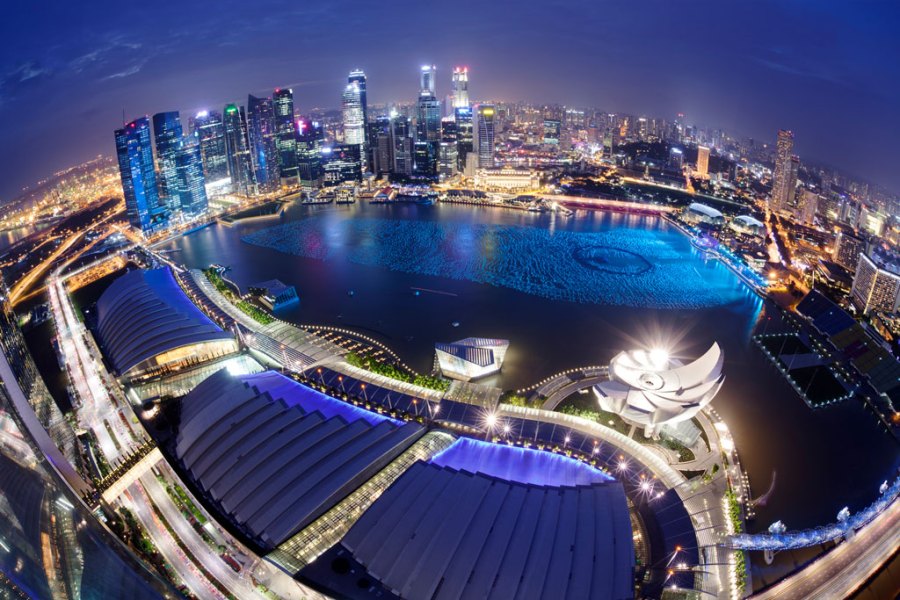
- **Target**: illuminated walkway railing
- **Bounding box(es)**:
[727,475,900,551]
[498,404,685,489]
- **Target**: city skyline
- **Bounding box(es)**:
[1,0,900,201]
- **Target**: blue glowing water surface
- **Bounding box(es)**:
[241,216,746,309]
[430,437,612,487]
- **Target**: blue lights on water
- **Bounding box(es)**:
[242,217,749,309]
[430,437,613,487]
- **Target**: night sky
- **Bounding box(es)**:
[1,0,899,201]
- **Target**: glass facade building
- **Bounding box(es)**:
[475,104,496,168]
[151,111,183,209]
[114,117,167,233]
[247,94,280,193]
[223,103,255,195]
[273,88,299,183]
[190,110,229,182]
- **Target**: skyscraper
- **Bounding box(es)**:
[454,106,474,172]
[322,144,362,186]
[770,129,795,211]
[247,94,280,192]
[851,252,900,314]
[342,71,367,172]
[173,141,208,216]
[223,103,255,195]
[420,64,436,96]
[296,118,324,190]
[451,67,469,109]
[474,104,495,168]
[115,117,167,233]
[348,69,368,145]
[370,115,393,177]
[415,66,441,177]
[152,111,183,209]
[273,88,299,184]
[390,114,413,177]
[190,111,229,182]
[797,188,819,225]
[833,230,866,273]
[439,117,458,179]
[696,145,710,177]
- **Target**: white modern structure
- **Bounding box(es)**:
[594,343,725,437]
[435,338,509,381]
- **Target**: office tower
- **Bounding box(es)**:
[370,115,393,177]
[851,252,900,314]
[342,74,367,177]
[414,66,441,177]
[273,88,299,183]
[797,188,819,225]
[438,117,458,179]
[322,144,362,186]
[474,104,496,168]
[152,111,183,209]
[451,67,469,109]
[420,64,436,96]
[247,94,280,192]
[174,141,208,216]
[833,230,866,272]
[296,118,324,189]
[190,110,229,182]
[696,145,710,177]
[115,117,168,233]
[454,107,474,172]
[770,129,795,211]
[348,69,368,145]
[223,103,255,195]
[390,114,413,177]
[543,119,561,145]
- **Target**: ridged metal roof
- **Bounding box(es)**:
[95,268,233,375]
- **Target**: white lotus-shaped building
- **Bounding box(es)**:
[594,343,724,437]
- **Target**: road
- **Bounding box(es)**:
[139,469,268,599]
[752,497,900,599]
[121,483,225,599]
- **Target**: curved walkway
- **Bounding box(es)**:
[539,373,609,411]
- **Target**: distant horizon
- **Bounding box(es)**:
[2,0,898,201]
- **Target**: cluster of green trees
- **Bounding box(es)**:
[346,351,450,392]
[724,488,747,591]
[204,268,274,325]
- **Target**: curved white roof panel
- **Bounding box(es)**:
[95,268,233,375]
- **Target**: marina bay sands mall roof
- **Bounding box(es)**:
[95,267,236,377]
[173,369,633,595]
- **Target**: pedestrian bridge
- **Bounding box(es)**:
[725,475,899,551]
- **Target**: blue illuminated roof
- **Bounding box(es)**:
[240,370,399,426]
[95,267,232,375]
[176,369,420,549]
[430,437,612,487]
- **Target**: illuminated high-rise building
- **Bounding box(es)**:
[343,70,367,154]
[322,144,362,186]
[833,230,866,273]
[223,103,255,195]
[247,94,280,192]
[439,117,458,179]
[173,141,208,216]
[152,111,183,209]
[390,114,413,177]
[190,110,229,182]
[273,88,299,183]
[454,107,474,172]
[415,66,441,176]
[770,129,795,211]
[696,145,710,177]
[851,252,900,314]
[451,67,469,109]
[114,117,168,233]
[296,118,324,189]
[420,64,436,96]
[474,104,496,168]
[370,115,393,177]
